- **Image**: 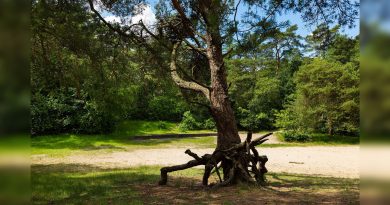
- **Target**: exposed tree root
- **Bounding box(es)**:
[158,132,272,188]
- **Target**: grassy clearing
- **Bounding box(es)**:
[32,121,359,157]
[32,165,359,205]
[114,120,213,136]
[31,134,216,157]
[31,120,215,157]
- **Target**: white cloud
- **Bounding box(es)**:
[131,4,157,27]
[104,15,121,23]
[98,3,157,34]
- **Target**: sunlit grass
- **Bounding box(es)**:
[31,120,216,157]
[31,135,217,157]
[114,120,213,136]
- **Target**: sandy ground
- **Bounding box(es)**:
[32,146,359,178]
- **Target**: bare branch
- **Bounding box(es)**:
[171,0,207,43]
[137,20,171,49]
[222,47,233,57]
[88,0,133,39]
[183,39,207,56]
[238,1,282,33]
[233,0,242,44]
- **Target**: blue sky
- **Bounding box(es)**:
[144,0,359,37]
[275,11,359,37]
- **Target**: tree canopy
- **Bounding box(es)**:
[31,0,359,137]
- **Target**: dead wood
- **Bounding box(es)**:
[158,132,272,188]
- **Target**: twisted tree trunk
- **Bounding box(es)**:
[165,0,270,188]
[207,41,241,151]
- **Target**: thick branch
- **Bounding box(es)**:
[221,133,272,153]
[159,159,204,185]
[170,42,210,100]
[185,149,202,161]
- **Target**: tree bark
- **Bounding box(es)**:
[207,44,241,150]
[203,4,241,150]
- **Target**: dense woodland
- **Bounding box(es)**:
[31,0,359,138]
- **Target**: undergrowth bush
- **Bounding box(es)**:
[203,118,216,130]
[179,112,216,131]
[282,131,312,142]
[31,91,116,135]
[179,111,201,131]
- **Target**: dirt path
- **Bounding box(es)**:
[32,146,358,178]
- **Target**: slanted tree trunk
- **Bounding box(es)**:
[207,38,241,150]
[202,2,241,150]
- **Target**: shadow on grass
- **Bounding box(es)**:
[266,172,359,192]
[32,164,161,205]
[32,164,359,205]
[309,134,360,144]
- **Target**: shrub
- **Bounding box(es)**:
[147,96,187,122]
[179,111,201,131]
[79,101,116,134]
[282,131,312,142]
[203,118,216,130]
[236,107,272,131]
[31,91,116,135]
[156,121,168,129]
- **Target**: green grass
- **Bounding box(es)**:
[31,134,216,157]
[32,120,216,157]
[274,132,359,146]
[32,121,360,157]
[31,165,359,204]
[114,120,213,136]
[31,165,204,204]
